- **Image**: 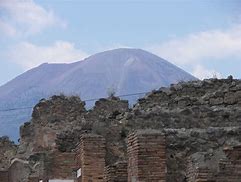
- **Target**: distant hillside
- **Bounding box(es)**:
[0,48,196,140]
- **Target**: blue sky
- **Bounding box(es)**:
[0,0,241,86]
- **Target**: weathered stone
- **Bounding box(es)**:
[3,77,241,181]
[0,136,17,170]
[209,97,224,105]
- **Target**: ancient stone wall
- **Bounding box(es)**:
[47,151,77,180]
[162,127,241,181]
[9,77,241,182]
[79,134,106,182]
[186,154,216,182]
[8,159,31,182]
[127,130,166,182]
[55,96,129,165]
[121,78,241,181]
[125,78,241,130]
[1,149,77,182]
[215,146,241,181]
[19,95,129,166]
[186,145,241,182]
[19,95,87,157]
[0,136,17,170]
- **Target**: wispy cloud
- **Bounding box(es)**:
[149,24,241,79]
[192,65,222,80]
[0,19,16,36]
[5,41,88,69]
[0,0,65,36]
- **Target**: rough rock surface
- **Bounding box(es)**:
[18,95,129,166]
[121,77,241,181]
[0,136,17,170]
[18,95,86,157]
[1,77,241,181]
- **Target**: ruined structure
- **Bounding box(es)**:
[75,134,106,182]
[104,161,128,182]
[127,130,166,182]
[1,77,241,181]
[187,146,241,181]
[0,136,17,170]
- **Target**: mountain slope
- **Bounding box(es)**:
[0,48,196,140]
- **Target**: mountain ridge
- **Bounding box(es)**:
[0,48,196,140]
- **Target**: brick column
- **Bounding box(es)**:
[127,130,166,182]
[186,161,214,182]
[28,176,39,182]
[104,161,127,182]
[215,146,241,181]
[0,171,8,182]
[75,143,82,182]
[80,134,106,182]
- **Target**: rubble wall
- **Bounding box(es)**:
[10,77,241,181]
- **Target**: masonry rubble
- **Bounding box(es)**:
[1,77,241,181]
[187,146,241,182]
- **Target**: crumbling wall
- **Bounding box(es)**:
[162,127,241,181]
[0,136,17,170]
[47,151,77,180]
[13,77,241,182]
[120,77,241,181]
[8,159,31,182]
[215,146,241,181]
[186,152,221,182]
[19,95,86,157]
[124,77,241,129]
[55,96,129,165]
[186,145,241,182]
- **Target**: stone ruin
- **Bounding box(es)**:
[127,130,166,182]
[1,131,166,182]
[1,77,241,181]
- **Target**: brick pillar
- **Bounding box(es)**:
[127,130,166,182]
[0,171,8,182]
[28,176,39,182]
[80,134,106,182]
[186,162,214,182]
[75,143,82,182]
[215,146,241,181]
[104,161,127,182]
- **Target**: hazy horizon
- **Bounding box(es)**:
[0,0,241,86]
